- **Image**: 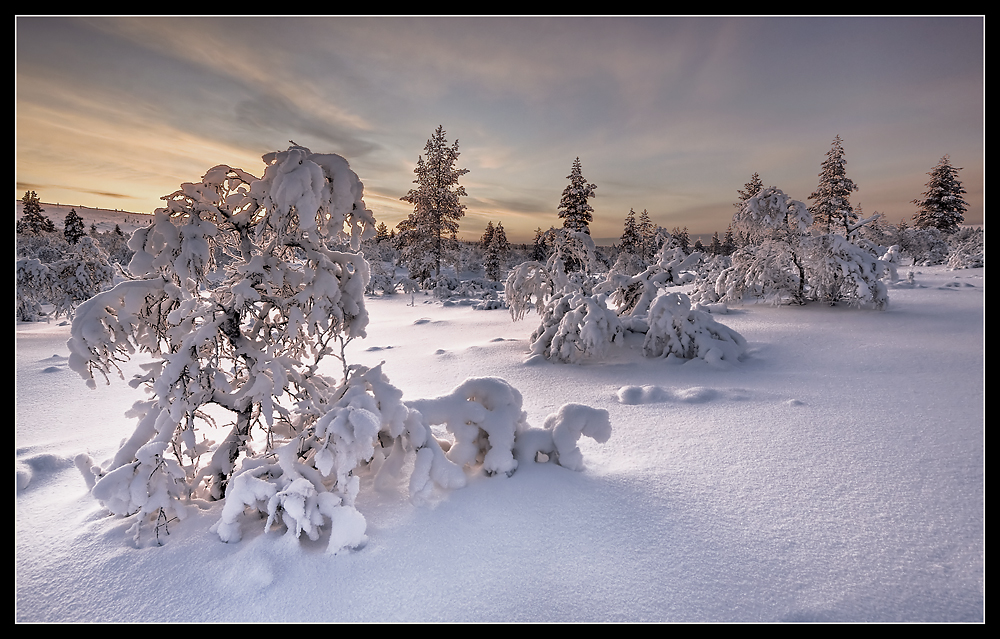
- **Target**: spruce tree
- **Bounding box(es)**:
[399,125,469,277]
[735,172,764,209]
[484,222,510,282]
[671,226,691,255]
[481,220,496,250]
[558,158,597,234]
[808,136,859,234]
[18,191,53,235]
[722,225,736,256]
[709,231,722,256]
[637,209,655,261]
[619,208,641,255]
[531,227,549,262]
[911,155,968,234]
[64,208,86,245]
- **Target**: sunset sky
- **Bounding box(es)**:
[15,16,984,243]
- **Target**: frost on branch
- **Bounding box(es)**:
[66,146,610,550]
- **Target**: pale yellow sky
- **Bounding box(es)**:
[16,16,984,242]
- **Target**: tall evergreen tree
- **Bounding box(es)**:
[619,208,641,254]
[64,208,86,245]
[637,209,655,261]
[481,220,496,250]
[709,231,722,255]
[558,157,597,234]
[911,155,968,234]
[735,172,764,209]
[18,190,54,235]
[373,221,390,243]
[808,136,859,234]
[722,225,736,255]
[399,125,469,277]
[671,226,691,255]
[531,227,549,262]
[484,221,511,281]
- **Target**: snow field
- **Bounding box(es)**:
[16,266,983,622]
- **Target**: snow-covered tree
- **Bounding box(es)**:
[558,157,597,234]
[911,155,968,234]
[637,209,656,261]
[63,208,86,245]
[373,221,391,244]
[398,125,469,278]
[507,227,747,365]
[719,185,891,309]
[619,208,641,255]
[17,191,55,235]
[68,146,379,545]
[484,222,510,282]
[526,291,624,364]
[530,227,550,262]
[596,244,702,320]
[640,291,747,364]
[68,145,611,549]
[722,224,736,256]
[946,226,984,269]
[808,135,859,235]
[671,226,691,255]
[806,233,890,310]
[708,231,722,256]
[719,186,813,305]
[481,220,496,250]
[734,172,764,210]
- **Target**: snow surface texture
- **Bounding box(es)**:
[16,264,983,622]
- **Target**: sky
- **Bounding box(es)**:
[15,16,984,244]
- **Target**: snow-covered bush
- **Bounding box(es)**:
[687,254,732,308]
[806,233,890,309]
[896,225,950,266]
[595,244,702,318]
[527,292,625,363]
[506,228,747,365]
[15,258,51,322]
[717,185,892,309]
[640,291,747,363]
[68,146,611,549]
[719,187,812,305]
[15,235,115,321]
[946,227,984,270]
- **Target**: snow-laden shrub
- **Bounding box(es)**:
[718,185,892,310]
[879,245,902,285]
[15,258,52,322]
[807,233,890,309]
[211,365,611,551]
[506,260,554,322]
[946,227,984,269]
[719,187,812,306]
[15,235,115,321]
[507,229,747,365]
[68,146,612,549]
[897,225,950,266]
[594,245,702,317]
[527,292,625,363]
[687,254,732,308]
[715,241,808,306]
[640,291,747,363]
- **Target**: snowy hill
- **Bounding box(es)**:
[15,201,151,236]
